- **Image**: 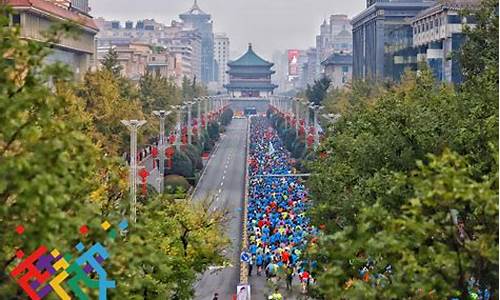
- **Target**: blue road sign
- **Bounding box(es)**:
[240,251,250,263]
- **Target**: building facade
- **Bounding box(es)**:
[412,0,478,84]
[179,0,215,84]
[351,0,435,81]
[95,18,202,84]
[214,33,230,90]
[321,52,353,88]
[225,44,278,98]
[5,0,98,80]
[316,15,353,80]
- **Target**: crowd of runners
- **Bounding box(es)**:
[246,117,318,296]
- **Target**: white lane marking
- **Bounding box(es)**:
[220,182,224,186]
[222,175,225,180]
[218,188,222,194]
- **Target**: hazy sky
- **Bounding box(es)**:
[89,0,364,60]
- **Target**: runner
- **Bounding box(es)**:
[247,117,317,292]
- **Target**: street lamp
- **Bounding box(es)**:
[171,105,185,151]
[309,104,324,151]
[294,98,301,137]
[121,119,147,223]
[152,110,172,194]
[184,101,196,145]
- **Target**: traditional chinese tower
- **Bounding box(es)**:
[224,43,278,98]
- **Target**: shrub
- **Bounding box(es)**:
[166,149,194,178]
[181,144,203,170]
[164,175,190,194]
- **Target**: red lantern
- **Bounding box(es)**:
[181,134,187,144]
[192,126,198,136]
[168,134,176,144]
[151,147,158,168]
[299,126,305,136]
[138,168,149,195]
[181,126,187,135]
[201,116,206,127]
[307,134,314,148]
[165,147,175,169]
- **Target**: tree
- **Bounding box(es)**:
[101,47,123,77]
[306,76,331,105]
[108,196,230,299]
[0,6,102,296]
[78,69,146,155]
[307,1,498,296]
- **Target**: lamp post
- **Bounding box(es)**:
[185,101,195,145]
[294,98,301,137]
[171,105,185,151]
[152,110,172,194]
[121,119,147,223]
[204,96,209,130]
[309,104,323,151]
[195,97,202,140]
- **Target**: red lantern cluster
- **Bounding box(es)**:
[151,147,159,168]
[165,147,175,169]
[307,134,314,148]
[138,168,149,195]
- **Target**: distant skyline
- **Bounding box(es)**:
[89,0,364,60]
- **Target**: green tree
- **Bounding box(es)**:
[306,76,331,105]
[0,6,101,296]
[101,47,123,77]
[307,1,498,297]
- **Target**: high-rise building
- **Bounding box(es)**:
[352,0,435,81]
[214,33,230,89]
[95,18,202,83]
[179,0,215,84]
[4,0,98,80]
[411,0,478,84]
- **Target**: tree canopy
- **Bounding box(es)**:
[307,1,499,298]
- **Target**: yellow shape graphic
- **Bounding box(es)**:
[50,258,71,300]
[101,221,111,231]
[51,249,60,258]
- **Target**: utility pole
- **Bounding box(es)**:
[204,96,209,130]
[152,110,172,193]
[121,119,147,224]
[294,98,300,137]
[310,105,323,151]
[185,101,195,145]
[171,105,185,151]
[195,98,202,140]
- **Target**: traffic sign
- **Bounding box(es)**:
[240,251,250,263]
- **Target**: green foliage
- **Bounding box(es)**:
[0,6,101,294]
[207,121,220,141]
[108,196,230,299]
[181,144,203,171]
[164,175,191,194]
[101,47,123,78]
[220,108,234,126]
[77,69,145,155]
[305,76,331,105]
[307,2,499,297]
[138,71,180,115]
[167,149,194,178]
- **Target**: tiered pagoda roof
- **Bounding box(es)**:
[228,44,274,68]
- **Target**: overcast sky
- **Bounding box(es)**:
[89,0,364,60]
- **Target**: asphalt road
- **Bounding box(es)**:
[193,118,248,300]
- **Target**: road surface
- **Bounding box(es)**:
[193,118,248,300]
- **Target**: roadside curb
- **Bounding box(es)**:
[240,117,251,284]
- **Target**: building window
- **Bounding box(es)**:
[342,65,349,73]
[12,14,21,26]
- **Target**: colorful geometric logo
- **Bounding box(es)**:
[8,219,128,300]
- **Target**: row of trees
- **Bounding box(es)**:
[0,5,228,298]
[306,1,498,298]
